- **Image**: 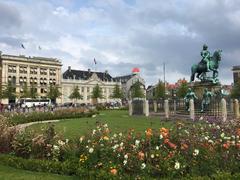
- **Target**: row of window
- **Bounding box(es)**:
[8,65,57,76]
[8,76,57,85]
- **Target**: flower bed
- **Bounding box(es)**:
[0,115,240,178]
[4,108,97,125]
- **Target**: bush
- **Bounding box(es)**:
[0,115,17,153]
[6,109,97,125]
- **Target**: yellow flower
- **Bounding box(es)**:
[103,136,109,141]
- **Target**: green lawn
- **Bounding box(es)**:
[0,164,77,180]
[27,110,174,139]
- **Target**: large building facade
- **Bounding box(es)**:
[61,67,121,104]
[232,65,240,85]
[0,52,62,104]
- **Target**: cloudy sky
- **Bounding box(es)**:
[0,0,239,86]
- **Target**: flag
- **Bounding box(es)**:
[21,43,25,49]
[94,58,97,65]
[38,46,42,50]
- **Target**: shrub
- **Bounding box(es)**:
[0,115,17,153]
[5,108,97,125]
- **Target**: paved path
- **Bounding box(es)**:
[13,120,60,132]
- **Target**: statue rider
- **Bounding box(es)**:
[201,44,211,72]
[201,88,213,112]
[184,88,198,111]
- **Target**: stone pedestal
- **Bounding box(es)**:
[221,98,227,122]
[164,99,169,119]
[190,82,221,98]
[145,100,149,117]
[234,99,240,119]
[190,99,195,120]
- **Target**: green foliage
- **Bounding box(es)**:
[47,85,62,102]
[231,81,240,99]
[176,81,189,98]
[29,84,38,99]
[21,83,30,98]
[91,84,104,104]
[2,82,16,101]
[154,81,165,99]
[6,109,96,125]
[69,86,83,102]
[111,84,123,99]
[131,81,145,98]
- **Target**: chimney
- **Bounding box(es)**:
[68,66,71,72]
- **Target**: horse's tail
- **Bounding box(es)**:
[191,65,197,82]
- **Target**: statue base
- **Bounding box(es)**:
[190,81,221,98]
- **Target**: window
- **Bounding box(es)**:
[19,66,27,74]
[87,87,90,92]
[8,65,16,73]
[49,69,56,76]
[81,87,84,93]
[30,67,38,74]
[40,68,47,75]
[41,88,44,94]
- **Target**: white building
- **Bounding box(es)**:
[61,67,121,104]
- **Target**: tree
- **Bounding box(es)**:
[231,81,240,99]
[29,84,38,99]
[91,84,103,104]
[176,81,189,98]
[111,84,124,99]
[2,82,16,103]
[69,86,83,103]
[154,81,165,99]
[47,85,62,103]
[21,83,30,98]
[130,81,145,99]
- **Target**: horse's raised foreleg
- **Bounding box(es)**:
[191,65,197,82]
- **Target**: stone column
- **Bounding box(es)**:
[145,100,149,117]
[129,100,132,116]
[221,98,227,122]
[230,99,234,113]
[143,100,146,115]
[173,99,177,115]
[164,99,169,119]
[153,101,157,113]
[234,99,240,119]
[190,99,195,120]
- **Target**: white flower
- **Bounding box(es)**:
[204,136,209,140]
[141,163,146,169]
[57,140,65,146]
[151,154,155,158]
[88,140,91,143]
[193,149,199,156]
[92,129,96,135]
[89,148,94,153]
[184,130,189,135]
[112,144,119,150]
[216,125,220,129]
[124,154,128,159]
[117,154,120,157]
[100,144,104,147]
[208,140,214,144]
[120,142,124,147]
[123,160,127,165]
[65,139,69,143]
[220,133,225,138]
[53,145,59,151]
[113,134,117,138]
[159,134,163,139]
[156,146,159,150]
[103,123,108,128]
[199,116,203,121]
[135,140,140,147]
[174,161,180,170]
[79,137,84,143]
[119,133,123,137]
